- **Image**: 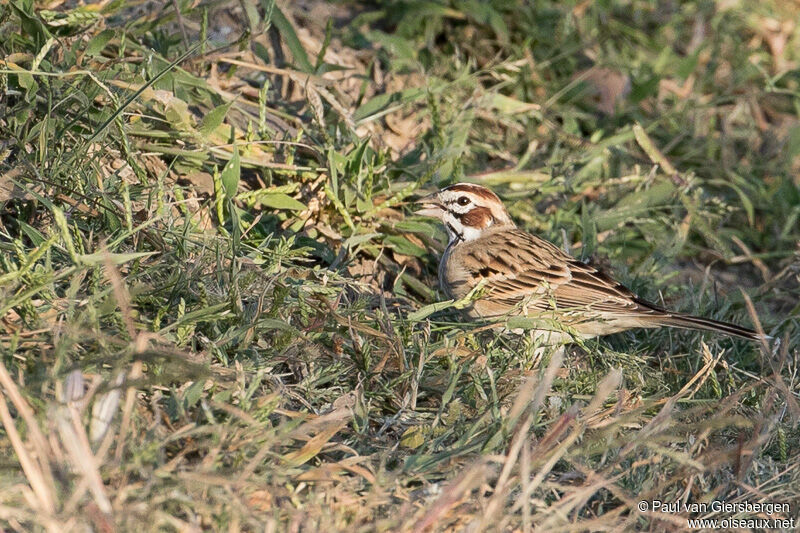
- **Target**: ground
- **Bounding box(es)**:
[0,0,799,531]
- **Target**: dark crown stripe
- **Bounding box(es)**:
[444,183,500,201]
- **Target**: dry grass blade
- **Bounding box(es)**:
[482,411,532,522]
[675,342,722,400]
[55,405,113,514]
[742,291,800,421]
[90,372,125,444]
[632,123,682,184]
[0,393,56,517]
[0,0,797,530]
[530,348,566,415]
[582,367,622,414]
[411,460,491,533]
[0,362,54,475]
[512,411,582,521]
[281,418,349,467]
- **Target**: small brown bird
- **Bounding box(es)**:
[415,183,762,345]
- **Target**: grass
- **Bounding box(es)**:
[0,0,799,530]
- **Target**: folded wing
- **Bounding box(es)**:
[463,229,664,317]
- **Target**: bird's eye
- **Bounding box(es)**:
[457,196,470,206]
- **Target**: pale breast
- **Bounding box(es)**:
[438,243,463,300]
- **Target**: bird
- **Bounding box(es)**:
[414,182,763,345]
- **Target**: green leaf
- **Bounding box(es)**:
[315,18,333,71]
[400,426,427,449]
[8,63,35,92]
[256,318,296,331]
[76,43,202,161]
[271,6,314,73]
[253,192,306,211]
[728,181,754,226]
[253,41,271,64]
[383,235,427,257]
[164,97,194,131]
[348,138,370,189]
[78,251,157,266]
[630,72,660,103]
[183,380,205,408]
[159,302,231,334]
[407,299,456,321]
[17,220,46,246]
[353,87,425,123]
[579,202,597,261]
[594,181,676,232]
[484,93,540,115]
[505,316,555,330]
[364,30,416,64]
[9,0,51,48]
[241,0,260,33]
[85,29,114,57]
[391,220,437,234]
[456,0,509,45]
[220,146,240,199]
[342,232,381,249]
[198,100,235,136]
[676,48,701,80]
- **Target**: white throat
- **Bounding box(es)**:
[443,215,492,244]
[459,223,487,242]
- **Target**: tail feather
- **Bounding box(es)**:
[655,313,764,341]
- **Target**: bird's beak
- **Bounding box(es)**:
[413,192,445,219]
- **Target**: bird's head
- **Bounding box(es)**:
[415,183,515,243]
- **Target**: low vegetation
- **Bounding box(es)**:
[0,0,798,530]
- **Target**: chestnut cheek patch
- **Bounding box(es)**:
[459,207,494,228]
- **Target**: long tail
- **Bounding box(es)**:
[654,313,764,341]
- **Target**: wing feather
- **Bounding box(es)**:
[460,229,664,317]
